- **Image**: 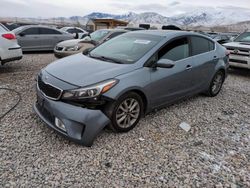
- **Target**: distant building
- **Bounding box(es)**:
[86,19,128,32]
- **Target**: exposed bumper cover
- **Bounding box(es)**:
[33,90,110,146]
[1,56,22,65]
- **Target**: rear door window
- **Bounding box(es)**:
[191,36,214,56]
[23,28,39,35]
[158,37,190,61]
[40,28,61,35]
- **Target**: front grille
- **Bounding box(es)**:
[227,47,250,57]
[38,76,62,100]
[56,46,64,51]
[229,59,248,64]
[230,52,250,57]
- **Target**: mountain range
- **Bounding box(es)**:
[2,7,250,28]
[70,7,250,27]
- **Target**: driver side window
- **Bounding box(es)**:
[158,37,189,61]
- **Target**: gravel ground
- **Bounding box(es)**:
[0,53,249,187]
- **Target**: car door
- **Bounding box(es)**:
[16,27,41,50]
[39,28,62,50]
[189,36,216,90]
[149,37,195,108]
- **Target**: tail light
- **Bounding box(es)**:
[225,50,230,56]
[2,33,16,40]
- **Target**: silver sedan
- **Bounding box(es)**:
[13,25,73,51]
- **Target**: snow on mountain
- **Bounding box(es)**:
[82,7,250,27]
[172,7,250,26]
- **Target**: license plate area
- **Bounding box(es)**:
[37,94,45,107]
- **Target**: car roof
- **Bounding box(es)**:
[61,27,83,30]
[131,30,189,36]
[130,30,211,39]
[16,25,58,30]
[98,29,127,32]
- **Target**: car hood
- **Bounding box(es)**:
[57,39,82,47]
[45,53,136,87]
[223,42,250,49]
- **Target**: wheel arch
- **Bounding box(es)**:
[115,88,149,115]
[216,68,226,82]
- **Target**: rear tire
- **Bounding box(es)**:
[206,70,225,97]
[104,92,144,132]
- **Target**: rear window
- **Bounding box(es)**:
[0,24,8,32]
[67,28,83,33]
[191,36,214,56]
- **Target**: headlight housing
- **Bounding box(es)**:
[65,45,80,51]
[62,79,118,100]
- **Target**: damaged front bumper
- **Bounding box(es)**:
[33,90,110,146]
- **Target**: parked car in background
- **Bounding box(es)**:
[123,27,146,31]
[0,23,22,65]
[213,34,231,44]
[35,31,229,146]
[13,25,73,51]
[60,27,88,39]
[54,29,127,58]
[223,32,250,69]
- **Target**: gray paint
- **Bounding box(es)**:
[14,25,73,51]
[34,30,228,146]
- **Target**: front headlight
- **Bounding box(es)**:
[62,79,118,99]
[65,45,79,51]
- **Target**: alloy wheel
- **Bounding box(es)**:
[115,98,140,128]
[211,73,223,94]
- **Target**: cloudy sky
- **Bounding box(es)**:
[1,0,250,18]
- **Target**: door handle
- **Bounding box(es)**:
[213,56,218,62]
[186,65,192,70]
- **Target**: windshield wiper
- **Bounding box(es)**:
[238,40,250,43]
[89,54,124,64]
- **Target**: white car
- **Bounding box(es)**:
[223,32,250,69]
[0,23,22,65]
[60,27,88,39]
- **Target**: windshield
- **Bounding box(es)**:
[89,33,162,64]
[234,32,250,42]
[90,30,110,42]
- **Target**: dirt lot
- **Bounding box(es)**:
[0,53,249,187]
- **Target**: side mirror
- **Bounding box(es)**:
[82,47,94,55]
[19,33,25,37]
[83,36,91,41]
[156,59,175,68]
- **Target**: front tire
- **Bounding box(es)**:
[206,70,225,97]
[105,92,144,132]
